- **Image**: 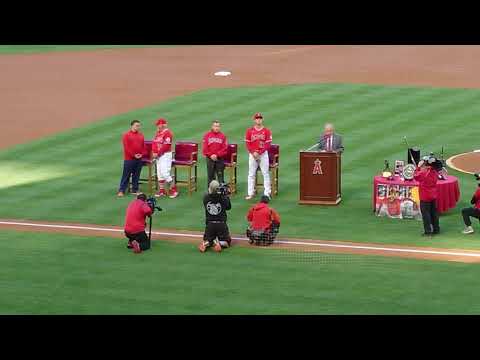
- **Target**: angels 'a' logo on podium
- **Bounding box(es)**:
[313,159,323,175]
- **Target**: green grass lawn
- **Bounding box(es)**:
[1,83,480,249]
[0,231,480,314]
[0,45,178,54]
[1,230,480,314]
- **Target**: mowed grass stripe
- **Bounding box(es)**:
[2,83,480,249]
[4,230,480,314]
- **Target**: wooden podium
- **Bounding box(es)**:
[299,151,341,205]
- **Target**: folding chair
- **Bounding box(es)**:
[224,143,238,194]
[255,144,280,197]
[172,141,198,196]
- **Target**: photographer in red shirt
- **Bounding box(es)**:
[124,193,153,254]
[414,157,440,236]
[246,195,281,246]
[461,174,480,234]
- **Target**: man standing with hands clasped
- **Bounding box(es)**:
[245,112,272,200]
[317,123,344,153]
[202,120,228,187]
[118,120,145,197]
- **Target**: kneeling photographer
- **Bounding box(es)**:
[246,195,281,246]
[124,193,161,254]
[199,180,232,253]
[461,173,480,235]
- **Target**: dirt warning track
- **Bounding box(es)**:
[1,219,480,263]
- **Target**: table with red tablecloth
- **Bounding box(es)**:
[373,175,460,216]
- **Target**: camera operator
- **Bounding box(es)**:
[198,180,232,253]
[246,195,281,246]
[461,173,480,235]
[414,156,440,236]
[124,193,153,254]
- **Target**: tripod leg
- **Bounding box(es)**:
[149,216,152,242]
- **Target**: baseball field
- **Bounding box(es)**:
[2,45,480,314]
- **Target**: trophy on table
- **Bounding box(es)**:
[382,160,394,180]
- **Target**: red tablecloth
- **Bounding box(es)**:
[373,175,460,214]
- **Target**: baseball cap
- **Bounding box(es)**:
[156,118,167,126]
[253,112,263,120]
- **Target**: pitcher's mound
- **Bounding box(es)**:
[446,151,480,174]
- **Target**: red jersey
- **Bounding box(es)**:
[472,188,480,209]
[247,203,281,230]
[122,130,145,161]
[124,199,153,234]
[152,128,173,156]
[202,131,228,159]
[414,167,438,201]
[245,126,272,154]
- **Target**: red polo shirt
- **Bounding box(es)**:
[122,130,145,160]
[414,167,438,202]
[124,199,153,234]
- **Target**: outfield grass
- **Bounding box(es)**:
[1,230,480,314]
[1,83,480,249]
[0,45,178,54]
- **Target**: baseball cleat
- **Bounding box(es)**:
[245,195,254,200]
[169,187,179,198]
[127,241,133,249]
[131,240,142,254]
[117,192,125,197]
[462,226,474,234]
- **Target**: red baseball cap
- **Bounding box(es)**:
[156,118,167,126]
[253,112,263,120]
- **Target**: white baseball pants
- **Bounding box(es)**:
[247,152,271,197]
[156,152,173,183]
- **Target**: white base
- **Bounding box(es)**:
[214,71,232,77]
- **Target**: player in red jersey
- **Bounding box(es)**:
[244,112,272,200]
[152,118,178,198]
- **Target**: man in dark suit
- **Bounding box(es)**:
[317,123,344,153]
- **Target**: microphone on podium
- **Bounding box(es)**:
[305,143,319,152]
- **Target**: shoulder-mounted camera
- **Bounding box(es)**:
[146,196,163,213]
[216,183,231,196]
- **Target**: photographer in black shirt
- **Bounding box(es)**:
[199,180,232,253]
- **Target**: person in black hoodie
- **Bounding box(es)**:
[199,180,232,253]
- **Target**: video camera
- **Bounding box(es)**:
[423,154,443,171]
[146,196,163,213]
[216,183,231,196]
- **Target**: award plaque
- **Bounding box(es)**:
[394,160,404,175]
[402,163,416,180]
